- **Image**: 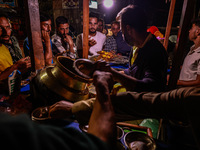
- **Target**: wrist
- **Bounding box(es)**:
[12,63,19,70]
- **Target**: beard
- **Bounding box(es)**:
[89,28,96,34]
[0,35,10,44]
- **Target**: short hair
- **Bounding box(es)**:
[89,12,99,21]
[0,13,11,27]
[40,12,51,22]
[0,13,9,19]
[111,21,120,27]
[191,17,200,28]
[120,5,147,32]
[56,16,68,27]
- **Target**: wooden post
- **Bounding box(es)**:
[82,0,89,58]
[24,0,45,72]
[167,0,196,90]
[163,0,176,50]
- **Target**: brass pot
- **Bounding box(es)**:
[35,56,93,103]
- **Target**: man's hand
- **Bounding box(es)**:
[41,30,50,43]
[15,57,31,73]
[88,37,97,47]
[63,34,74,46]
[94,61,112,73]
[93,71,114,96]
[88,70,116,146]
[49,100,73,119]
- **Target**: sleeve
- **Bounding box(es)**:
[23,37,30,57]
[104,37,112,52]
[0,113,110,150]
[112,86,200,122]
[72,98,95,125]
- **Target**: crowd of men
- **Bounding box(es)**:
[0,4,200,150]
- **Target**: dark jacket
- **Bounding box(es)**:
[124,34,168,92]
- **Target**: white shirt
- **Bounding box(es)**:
[179,45,200,81]
[81,31,106,57]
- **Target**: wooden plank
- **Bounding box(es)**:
[24,0,45,72]
[163,0,176,50]
[167,0,196,90]
[82,0,89,58]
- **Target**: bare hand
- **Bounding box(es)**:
[93,71,114,97]
[41,30,50,43]
[94,61,111,72]
[63,34,74,46]
[88,37,97,47]
[16,57,31,73]
[49,100,73,119]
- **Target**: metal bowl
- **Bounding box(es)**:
[31,106,50,122]
[117,126,124,140]
[73,59,96,79]
[124,131,156,150]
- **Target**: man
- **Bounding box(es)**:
[23,12,53,66]
[104,21,118,52]
[76,12,106,58]
[51,16,76,59]
[97,18,104,33]
[112,12,133,56]
[177,18,200,87]
[0,71,116,150]
[49,5,168,121]
[52,70,200,150]
[0,14,31,81]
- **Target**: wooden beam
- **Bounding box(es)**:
[163,0,176,50]
[24,0,45,72]
[82,0,89,58]
[167,0,196,90]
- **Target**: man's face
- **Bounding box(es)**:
[89,17,98,34]
[189,24,200,41]
[111,23,120,36]
[0,17,12,43]
[121,23,134,46]
[41,19,52,35]
[97,21,103,33]
[57,23,69,39]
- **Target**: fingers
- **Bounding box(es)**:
[93,70,114,93]
[88,38,97,47]
[49,100,73,119]
[94,61,111,72]
[41,30,50,42]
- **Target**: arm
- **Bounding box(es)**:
[177,74,200,86]
[76,34,83,58]
[64,35,75,54]
[42,30,53,66]
[50,71,116,148]
[111,68,137,91]
[88,71,116,146]
[0,57,31,80]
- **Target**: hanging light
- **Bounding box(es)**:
[103,0,114,8]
